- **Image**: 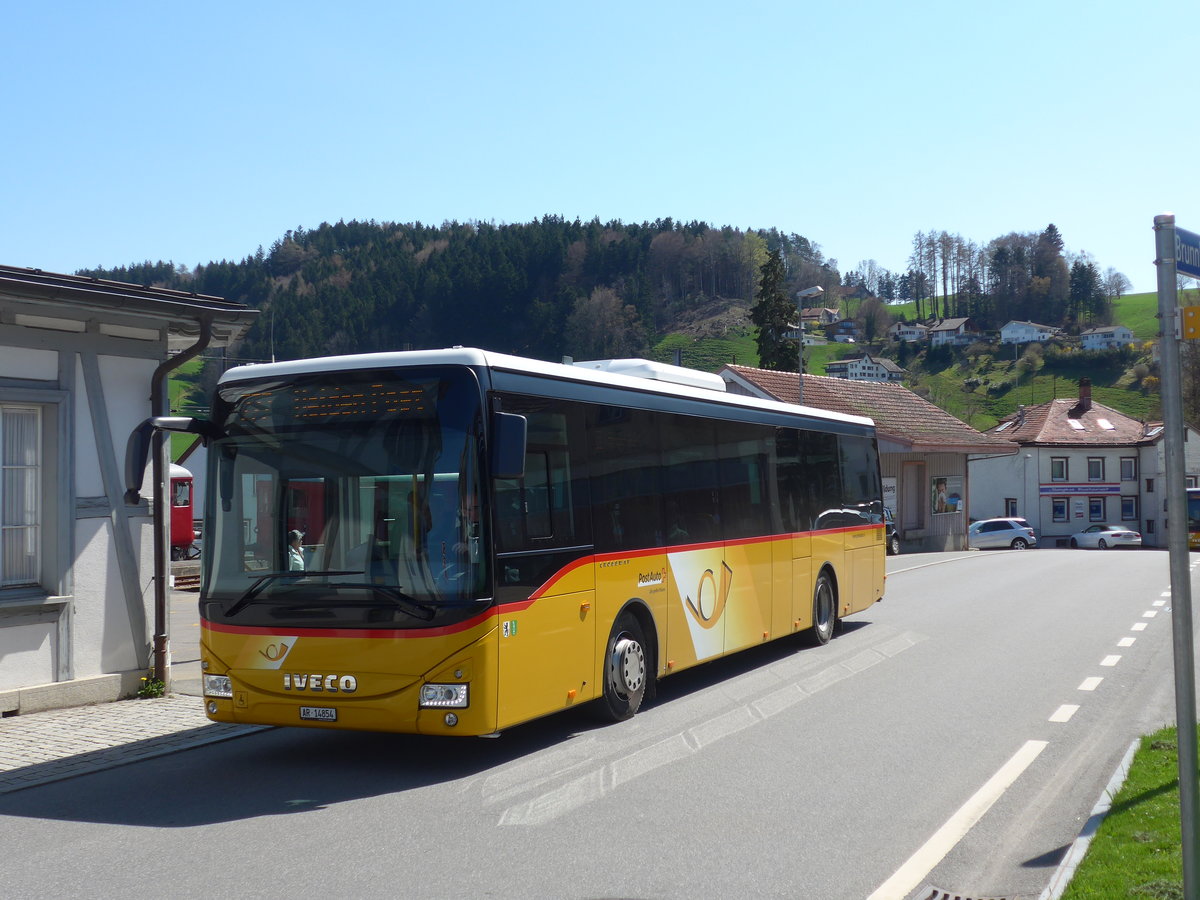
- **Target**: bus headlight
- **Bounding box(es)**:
[419,683,468,708]
[203,674,233,698]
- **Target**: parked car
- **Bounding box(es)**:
[1069,524,1142,550]
[883,506,900,556]
[968,517,1038,550]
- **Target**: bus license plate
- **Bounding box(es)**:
[299,706,337,722]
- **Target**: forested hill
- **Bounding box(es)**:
[80,218,835,366]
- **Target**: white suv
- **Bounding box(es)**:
[968,517,1038,550]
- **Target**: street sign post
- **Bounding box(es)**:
[1155,213,1200,898]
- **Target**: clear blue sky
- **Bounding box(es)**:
[3,1,1195,294]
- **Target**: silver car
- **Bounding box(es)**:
[968,517,1038,550]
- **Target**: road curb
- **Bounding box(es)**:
[1037,737,1140,899]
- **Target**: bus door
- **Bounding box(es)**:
[493,398,595,727]
[839,435,885,615]
[715,422,775,654]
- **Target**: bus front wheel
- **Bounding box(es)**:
[598,613,648,721]
[809,572,836,646]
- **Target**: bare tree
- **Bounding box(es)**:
[1102,267,1132,302]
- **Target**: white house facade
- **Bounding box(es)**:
[1000,320,1060,344]
[887,322,928,343]
[824,352,904,383]
[1080,325,1135,351]
[929,318,977,347]
[0,266,255,714]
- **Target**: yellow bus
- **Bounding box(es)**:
[1189,488,1200,550]
[131,348,885,735]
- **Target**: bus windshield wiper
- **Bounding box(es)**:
[272,583,438,622]
[223,569,361,617]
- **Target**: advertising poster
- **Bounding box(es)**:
[932,475,963,514]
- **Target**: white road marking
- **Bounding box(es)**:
[1132,622,1148,631]
[1049,704,1079,723]
[1100,655,1121,667]
[1153,600,1167,607]
[1143,610,1159,618]
[1118,637,1136,648]
[867,740,1048,900]
[1079,677,1103,691]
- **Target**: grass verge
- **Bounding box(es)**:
[1062,725,1189,899]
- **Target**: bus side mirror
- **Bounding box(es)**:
[124,416,221,505]
[491,412,527,479]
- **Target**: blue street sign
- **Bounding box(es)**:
[1179,227,1200,278]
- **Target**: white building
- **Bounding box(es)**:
[1080,325,1135,351]
[824,352,904,383]
[1000,320,1060,344]
[929,317,978,347]
[887,322,929,343]
[0,265,255,713]
[969,378,1200,547]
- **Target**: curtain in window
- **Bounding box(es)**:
[2,406,40,586]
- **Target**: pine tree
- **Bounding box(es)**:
[750,248,797,370]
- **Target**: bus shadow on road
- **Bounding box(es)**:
[0,620,875,829]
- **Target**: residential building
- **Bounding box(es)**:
[928,317,979,347]
[824,352,905,383]
[1000,320,1060,344]
[1080,325,1135,351]
[887,322,929,343]
[800,307,840,328]
[0,265,255,713]
[719,365,1016,552]
[969,378,1200,547]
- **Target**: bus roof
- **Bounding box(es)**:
[217,347,874,429]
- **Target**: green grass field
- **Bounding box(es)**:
[1063,726,1188,899]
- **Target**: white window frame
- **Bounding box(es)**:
[1,404,42,587]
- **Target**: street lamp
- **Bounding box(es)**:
[794,285,824,404]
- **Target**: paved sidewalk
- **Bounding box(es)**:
[0,694,268,796]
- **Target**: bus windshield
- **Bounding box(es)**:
[200,366,488,629]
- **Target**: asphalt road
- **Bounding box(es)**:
[0,548,1191,899]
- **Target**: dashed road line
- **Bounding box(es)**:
[1100,655,1121,667]
[1079,677,1103,691]
[1049,704,1079,723]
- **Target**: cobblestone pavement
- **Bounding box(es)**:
[0,694,268,795]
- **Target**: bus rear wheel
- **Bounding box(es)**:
[809,572,836,646]
[597,613,648,721]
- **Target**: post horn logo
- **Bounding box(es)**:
[259,642,290,662]
[684,561,733,629]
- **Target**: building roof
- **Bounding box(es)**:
[929,317,971,332]
[1080,325,1131,336]
[720,364,1014,454]
[986,395,1153,447]
[0,264,258,351]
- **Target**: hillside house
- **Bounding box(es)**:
[0,265,256,713]
[824,353,905,383]
[1000,320,1061,344]
[719,365,1016,552]
[929,317,979,347]
[887,322,929,343]
[801,307,840,328]
[1080,325,1135,351]
[969,378,1200,547]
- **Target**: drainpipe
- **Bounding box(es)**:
[150,317,213,690]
